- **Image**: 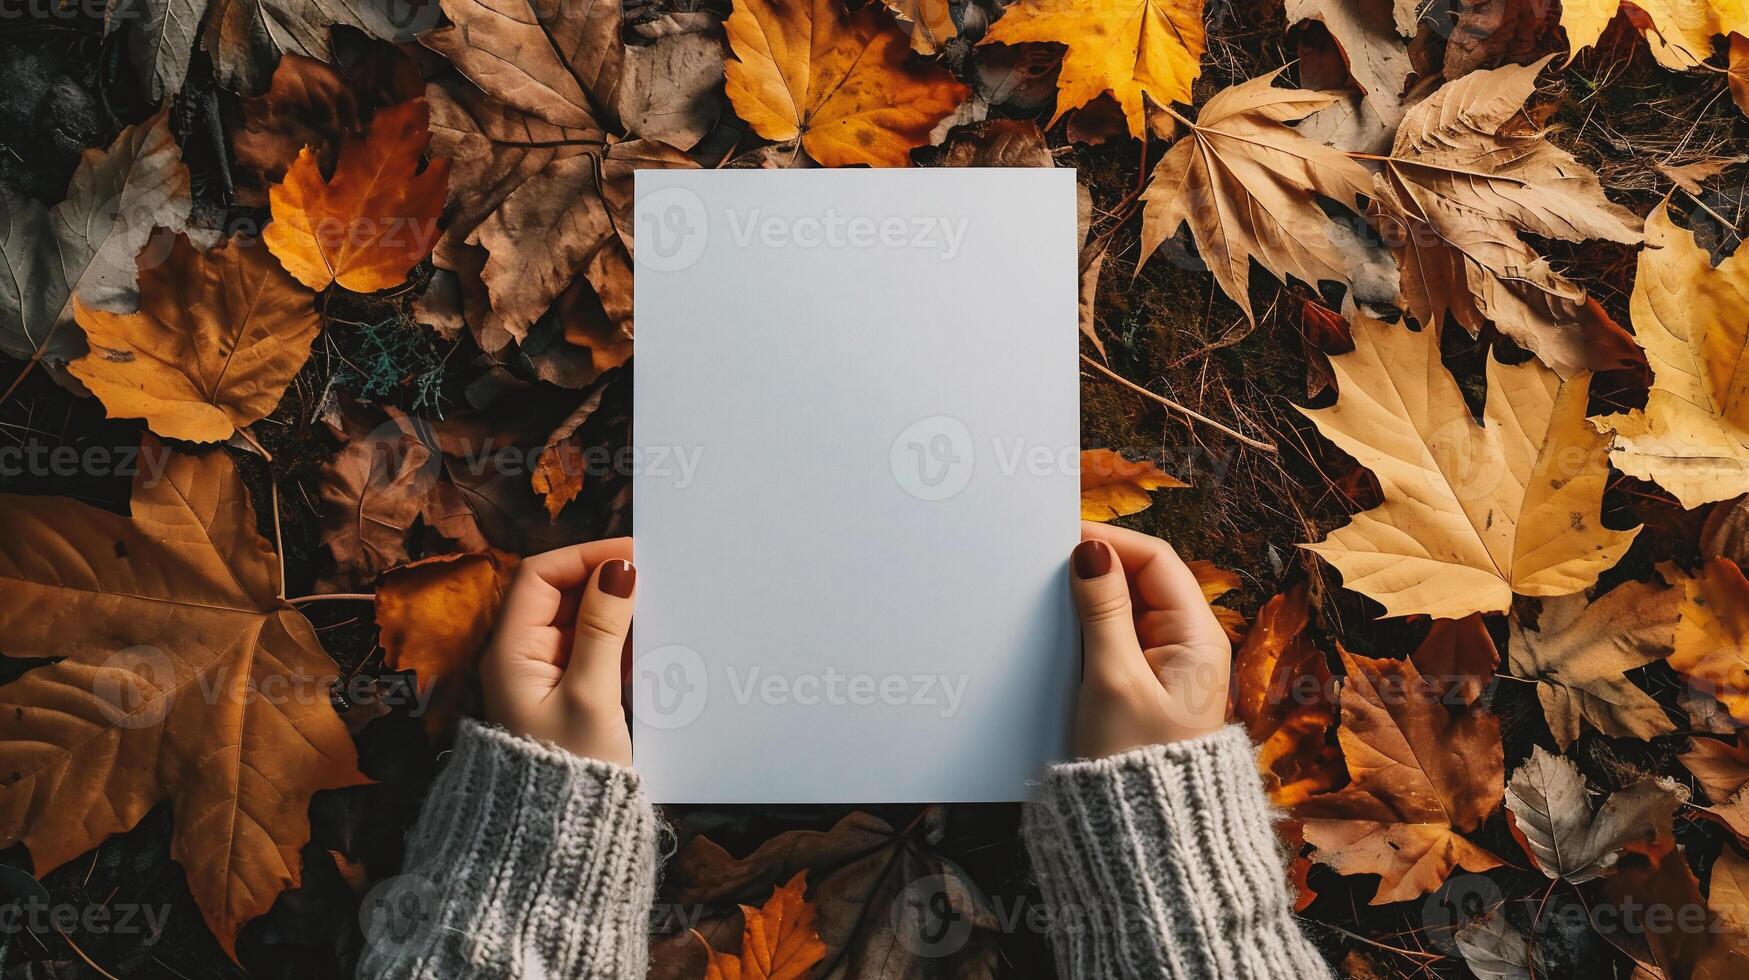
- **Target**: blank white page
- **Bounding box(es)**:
[631,168,1078,803]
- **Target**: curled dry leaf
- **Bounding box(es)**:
[1590,203,1749,510]
[265,98,451,293]
[1669,558,1749,728]
[695,871,828,980]
[1371,56,1644,379]
[1137,72,1378,321]
[881,0,957,54]
[1301,310,1638,619]
[979,0,1204,139]
[1679,733,1749,841]
[1284,0,1410,151]
[1507,574,1681,749]
[1297,617,1505,904]
[315,400,489,590]
[1504,745,1685,883]
[723,0,969,167]
[1079,448,1187,521]
[0,110,191,375]
[1563,0,1748,69]
[1655,155,1748,195]
[1454,906,1536,980]
[620,12,727,151]
[69,234,320,443]
[0,440,368,959]
[1229,585,1344,807]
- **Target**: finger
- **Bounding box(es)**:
[1069,539,1147,686]
[1079,522,1224,640]
[497,537,634,632]
[561,558,637,705]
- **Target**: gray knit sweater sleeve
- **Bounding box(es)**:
[356,719,658,980]
[1022,725,1331,980]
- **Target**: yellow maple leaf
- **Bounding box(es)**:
[1564,0,1749,70]
[695,871,828,980]
[1301,309,1639,619]
[1079,448,1187,521]
[979,0,1205,138]
[724,0,968,167]
[69,234,320,443]
[265,98,450,292]
[1591,202,1749,509]
[1671,558,1749,726]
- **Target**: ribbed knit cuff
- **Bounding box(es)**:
[357,719,659,980]
[1022,725,1330,980]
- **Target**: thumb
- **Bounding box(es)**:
[561,559,637,706]
[1070,540,1145,686]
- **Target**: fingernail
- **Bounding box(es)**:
[1072,541,1111,579]
[599,560,636,598]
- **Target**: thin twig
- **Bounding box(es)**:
[1080,354,1278,452]
[1307,919,1444,962]
[287,593,376,604]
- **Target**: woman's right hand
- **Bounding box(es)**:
[481,537,637,765]
[1066,521,1232,759]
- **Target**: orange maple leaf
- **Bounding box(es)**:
[265,98,450,292]
[695,871,828,980]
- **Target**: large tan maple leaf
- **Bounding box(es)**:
[1301,309,1639,619]
[1297,619,1505,904]
[1372,56,1644,379]
[1591,202,1749,509]
[0,441,367,958]
[979,0,1204,139]
[1138,71,1377,320]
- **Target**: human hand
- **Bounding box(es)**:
[481,537,636,765]
[1067,521,1231,758]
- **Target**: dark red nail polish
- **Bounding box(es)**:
[1072,541,1111,579]
[599,559,636,598]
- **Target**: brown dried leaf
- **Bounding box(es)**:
[0,441,367,958]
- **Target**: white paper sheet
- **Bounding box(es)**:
[632,168,1079,802]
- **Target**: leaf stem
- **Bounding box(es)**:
[287,593,376,604]
[1079,354,1278,453]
